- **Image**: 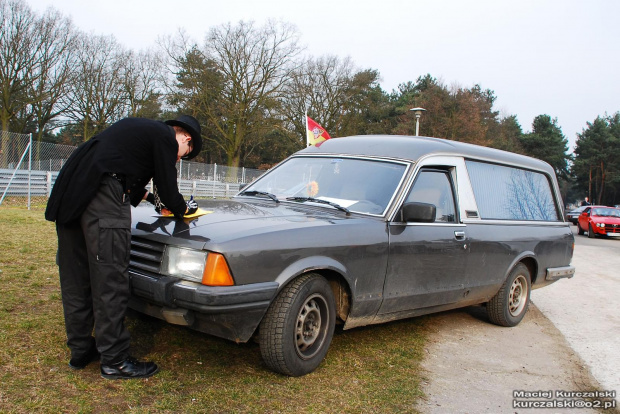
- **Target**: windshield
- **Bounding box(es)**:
[240,156,408,215]
[592,208,620,217]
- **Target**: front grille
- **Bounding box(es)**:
[130,236,165,274]
[604,224,620,234]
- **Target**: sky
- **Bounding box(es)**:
[25,0,620,152]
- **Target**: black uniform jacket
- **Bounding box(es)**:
[45,118,186,224]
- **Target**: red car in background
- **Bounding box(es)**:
[577,206,620,238]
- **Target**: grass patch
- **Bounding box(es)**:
[0,207,428,413]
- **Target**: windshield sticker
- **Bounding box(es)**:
[331,159,342,174]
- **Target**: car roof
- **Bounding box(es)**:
[299,135,555,174]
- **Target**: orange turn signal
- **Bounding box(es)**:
[202,253,234,286]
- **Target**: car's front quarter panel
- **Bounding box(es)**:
[215,217,390,316]
[128,202,390,343]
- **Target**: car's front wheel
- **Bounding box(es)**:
[259,273,336,376]
[588,223,596,238]
[487,263,531,327]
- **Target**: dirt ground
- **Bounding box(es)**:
[417,228,619,414]
[418,304,606,413]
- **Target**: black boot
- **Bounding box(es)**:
[68,344,100,370]
[100,356,159,379]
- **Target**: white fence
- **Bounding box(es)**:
[0,131,266,207]
[0,169,248,201]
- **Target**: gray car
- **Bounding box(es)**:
[128,135,575,376]
[566,206,587,224]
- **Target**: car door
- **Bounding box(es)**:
[379,167,469,315]
[578,206,591,231]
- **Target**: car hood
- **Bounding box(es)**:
[132,198,371,246]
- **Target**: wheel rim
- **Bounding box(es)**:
[509,275,528,316]
[295,293,328,360]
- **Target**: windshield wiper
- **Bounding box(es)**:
[239,190,279,203]
[286,196,350,215]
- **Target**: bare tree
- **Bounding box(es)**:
[64,33,128,141]
[209,20,303,167]
[159,30,222,162]
[0,0,35,133]
[0,0,77,162]
[281,55,355,146]
[27,8,77,145]
[122,48,164,119]
[165,21,302,168]
[281,55,388,145]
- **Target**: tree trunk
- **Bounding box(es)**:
[588,166,592,203]
[598,161,605,205]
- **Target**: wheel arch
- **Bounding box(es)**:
[518,256,538,284]
[312,269,352,324]
[502,252,538,285]
[273,257,353,324]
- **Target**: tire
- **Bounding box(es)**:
[588,224,596,238]
[577,223,584,235]
[487,263,531,327]
[259,273,336,376]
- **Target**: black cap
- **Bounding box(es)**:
[165,115,202,160]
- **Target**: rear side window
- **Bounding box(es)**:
[466,160,560,221]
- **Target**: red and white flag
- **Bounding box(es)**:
[306,116,331,147]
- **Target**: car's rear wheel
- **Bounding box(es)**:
[577,223,585,235]
[588,223,596,238]
[259,273,336,376]
[487,263,531,327]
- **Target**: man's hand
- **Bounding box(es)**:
[185,196,198,216]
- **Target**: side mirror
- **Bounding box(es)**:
[402,202,436,223]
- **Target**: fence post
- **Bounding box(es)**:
[0,139,32,206]
[47,172,53,197]
[212,163,217,198]
[28,133,32,210]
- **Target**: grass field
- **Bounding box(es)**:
[0,207,429,413]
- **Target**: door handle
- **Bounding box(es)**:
[454,231,466,240]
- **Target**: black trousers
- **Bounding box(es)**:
[56,176,132,364]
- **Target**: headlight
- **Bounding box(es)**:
[162,246,207,282]
[161,246,234,286]
[597,223,605,228]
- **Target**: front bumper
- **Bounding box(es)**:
[592,224,620,236]
[128,270,279,342]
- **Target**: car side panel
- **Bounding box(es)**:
[464,222,574,290]
[577,207,591,232]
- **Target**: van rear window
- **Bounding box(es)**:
[466,160,560,221]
